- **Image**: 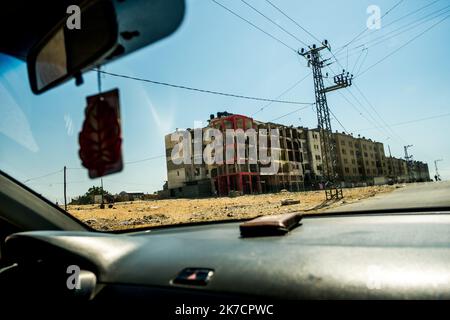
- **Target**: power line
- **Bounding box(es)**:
[352,0,442,44]
[329,4,450,75]
[23,169,62,183]
[364,6,450,49]
[351,47,365,74]
[328,36,419,148]
[345,86,401,141]
[354,48,369,76]
[98,70,314,105]
[66,154,166,169]
[354,3,450,50]
[125,155,166,165]
[264,0,321,43]
[334,3,450,61]
[323,51,403,146]
[334,89,390,140]
[352,84,405,143]
[210,0,297,52]
[336,0,405,55]
[251,71,311,116]
[240,0,308,46]
[329,107,349,134]
[269,105,310,122]
[357,13,450,77]
[358,112,450,131]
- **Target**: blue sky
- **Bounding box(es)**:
[1,0,450,203]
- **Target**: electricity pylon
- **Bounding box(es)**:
[299,40,353,200]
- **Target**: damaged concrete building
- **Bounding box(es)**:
[164,112,430,197]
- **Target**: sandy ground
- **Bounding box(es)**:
[67,185,398,231]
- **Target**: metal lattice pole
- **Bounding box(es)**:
[299,41,353,200]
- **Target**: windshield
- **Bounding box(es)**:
[1,0,449,231]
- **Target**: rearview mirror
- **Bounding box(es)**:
[27,0,118,94]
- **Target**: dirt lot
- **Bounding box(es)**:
[67,185,397,231]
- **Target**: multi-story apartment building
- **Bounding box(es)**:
[411,161,431,181]
[164,112,430,197]
[306,129,324,183]
[164,127,213,198]
[334,132,389,183]
[386,156,408,181]
[335,132,360,182]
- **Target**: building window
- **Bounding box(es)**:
[342,148,346,154]
[315,155,321,160]
[236,118,244,129]
[345,167,350,173]
[177,171,180,176]
[344,158,348,164]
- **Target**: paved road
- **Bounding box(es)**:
[326,181,450,212]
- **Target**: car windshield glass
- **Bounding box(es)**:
[1,0,449,231]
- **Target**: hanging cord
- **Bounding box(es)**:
[97,66,103,98]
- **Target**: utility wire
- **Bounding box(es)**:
[352,0,442,44]
[98,70,314,105]
[358,112,450,131]
[336,0,404,55]
[353,84,405,143]
[354,49,369,76]
[23,169,63,183]
[240,0,308,46]
[332,5,450,66]
[211,0,297,52]
[353,4,450,50]
[251,71,312,116]
[329,107,349,134]
[345,86,401,142]
[325,50,401,145]
[125,155,166,165]
[334,3,450,61]
[66,154,166,170]
[264,0,321,43]
[351,47,365,74]
[357,13,450,77]
[269,105,310,122]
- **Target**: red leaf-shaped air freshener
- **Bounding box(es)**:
[79,89,123,178]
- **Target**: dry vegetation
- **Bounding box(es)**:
[68,185,396,231]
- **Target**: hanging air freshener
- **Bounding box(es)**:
[79,86,123,178]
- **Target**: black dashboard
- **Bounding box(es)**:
[2,211,450,305]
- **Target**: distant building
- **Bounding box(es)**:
[411,161,431,182]
[334,132,389,184]
[118,191,144,201]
